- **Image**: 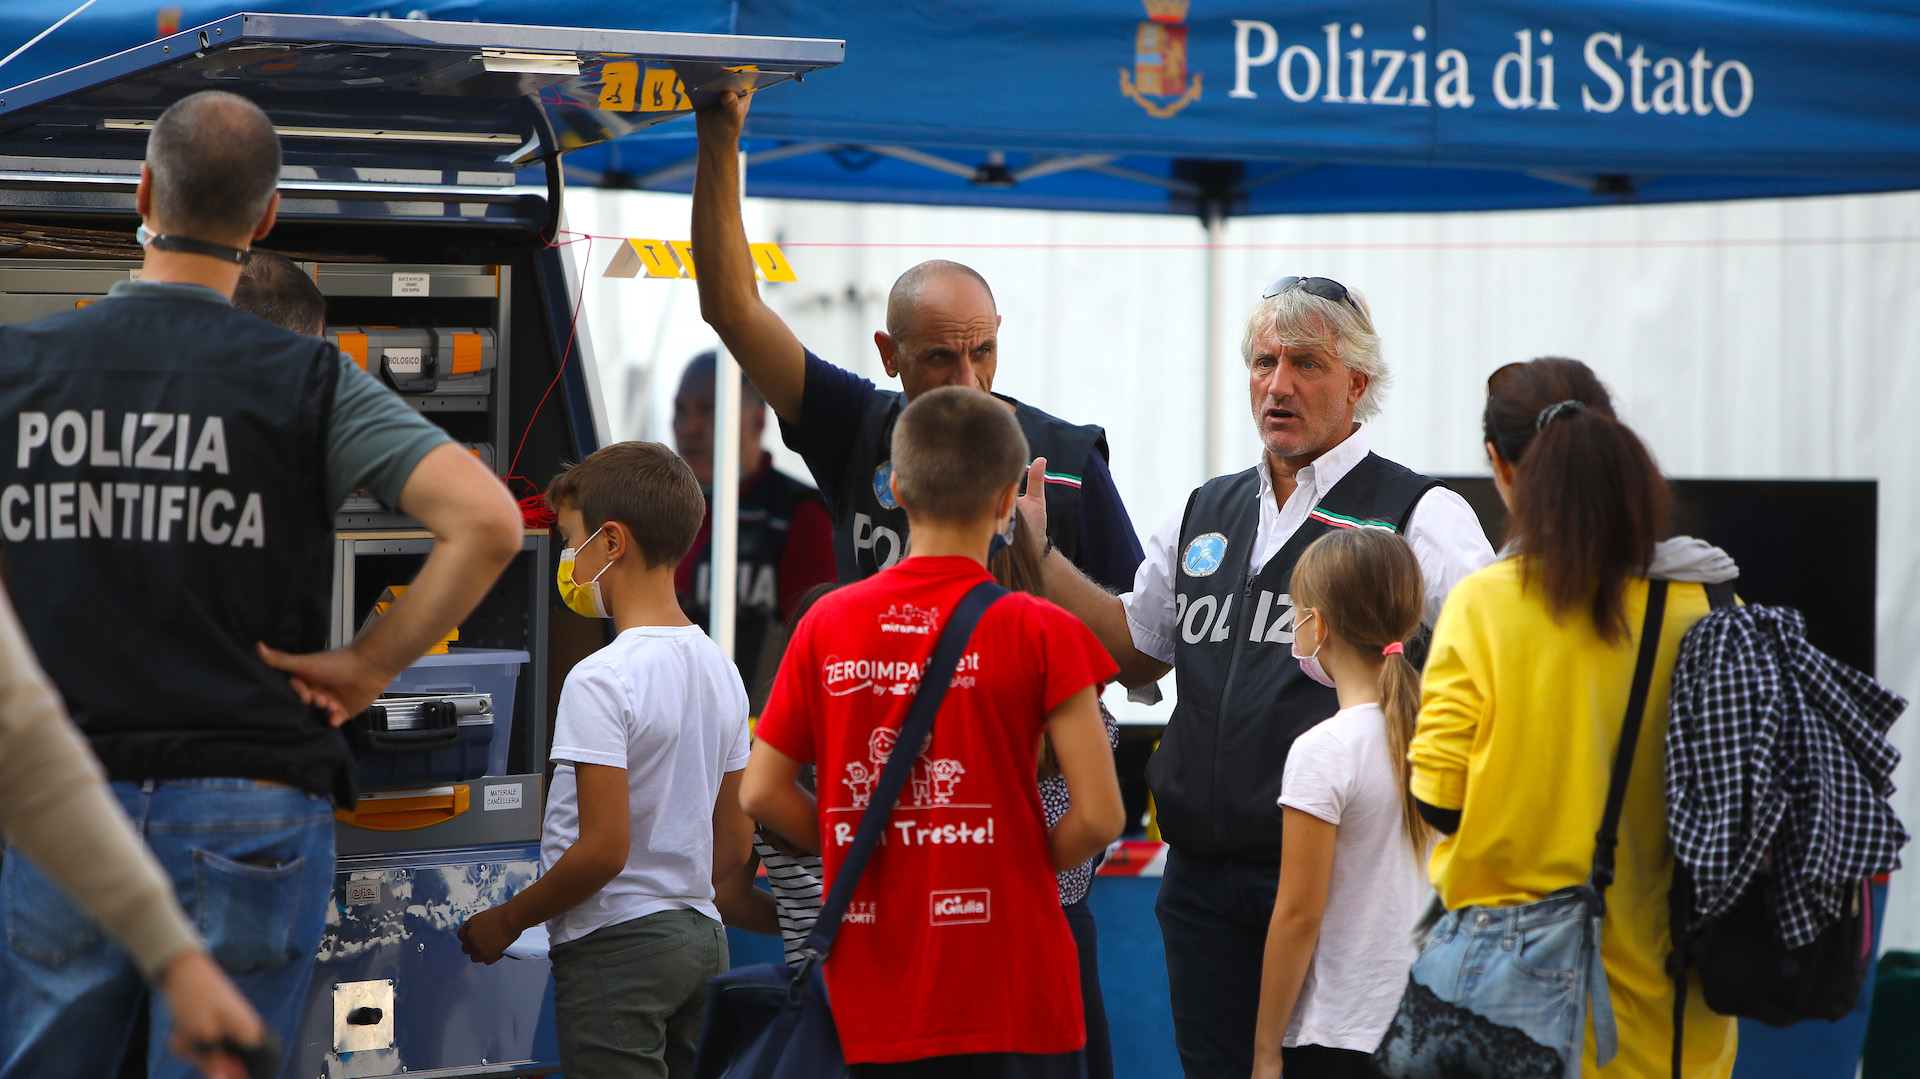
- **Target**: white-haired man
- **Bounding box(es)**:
[1021,276,1494,1078]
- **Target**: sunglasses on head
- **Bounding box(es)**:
[1262,275,1355,307]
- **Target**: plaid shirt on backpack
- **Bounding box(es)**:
[1663,593,1907,1039]
[1667,602,1907,946]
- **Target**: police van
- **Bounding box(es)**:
[0,13,839,1076]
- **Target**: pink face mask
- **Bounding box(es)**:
[1291,609,1337,688]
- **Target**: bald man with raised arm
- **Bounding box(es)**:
[695,90,1143,1079]
[692,91,1143,595]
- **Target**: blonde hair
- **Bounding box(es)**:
[1289,528,1433,853]
[1240,284,1389,421]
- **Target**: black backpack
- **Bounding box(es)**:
[1667,865,1873,1028]
[1663,582,1887,1074]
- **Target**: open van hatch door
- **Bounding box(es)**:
[0,12,843,230]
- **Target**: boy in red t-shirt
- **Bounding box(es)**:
[744,387,1125,1079]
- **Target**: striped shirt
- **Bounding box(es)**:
[755,830,825,965]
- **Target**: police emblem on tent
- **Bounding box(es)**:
[874,462,899,509]
[1182,532,1227,577]
[1121,0,1202,118]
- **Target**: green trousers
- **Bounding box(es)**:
[551,907,730,1079]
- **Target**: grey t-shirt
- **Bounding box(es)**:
[106,279,451,509]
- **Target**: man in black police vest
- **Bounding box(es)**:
[670,351,835,706]
[1026,277,1494,1077]
[691,92,1144,595]
[0,91,524,1076]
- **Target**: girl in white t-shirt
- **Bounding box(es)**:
[1252,529,1437,1079]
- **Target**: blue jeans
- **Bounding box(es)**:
[1,779,333,1079]
[1374,889,1603,1079]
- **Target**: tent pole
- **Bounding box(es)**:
[1202,208,1225,479]
[710,150,747,656]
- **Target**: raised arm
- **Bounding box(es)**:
[1019,459,1172,688]
[693,91,808,425]
[1038,556,1170,689]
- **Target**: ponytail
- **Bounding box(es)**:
[1290,529,1435,856]
[1484,358,1671,642]
[1376,648,1432,854]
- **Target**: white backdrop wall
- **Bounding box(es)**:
[561,188,1920,950]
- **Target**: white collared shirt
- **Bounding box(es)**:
[1122,428,1495,664]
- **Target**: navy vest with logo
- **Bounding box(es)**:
[1147,453,1441,861]
[834,389,1106,582]
[679,463,824,691]
[0,290,348,801]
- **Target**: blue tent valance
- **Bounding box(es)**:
[4,2,1916,216]
[590,0,1920,215]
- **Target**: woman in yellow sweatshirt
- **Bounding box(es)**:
[1403,357,1739,1078]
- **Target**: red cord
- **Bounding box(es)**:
[517,491,557,529]
[502,234,595,521]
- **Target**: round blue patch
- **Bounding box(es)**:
[1182,532,1228,577]
[874,462,899,510]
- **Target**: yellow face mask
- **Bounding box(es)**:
[557,526,614,619]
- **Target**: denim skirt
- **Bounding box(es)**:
[1374,888,1615,1079]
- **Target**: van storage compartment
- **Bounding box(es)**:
[376,648,529,780]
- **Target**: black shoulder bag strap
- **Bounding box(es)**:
[793,580,1008,979]
[1576,579,1667,1070]
[1668,577,1736,1078]
[1591,579,1670,898]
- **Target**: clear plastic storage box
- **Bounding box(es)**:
[382,647,530,778]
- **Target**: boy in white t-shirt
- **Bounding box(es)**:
[1253,529,1437,1079]
[459,442,755,1079]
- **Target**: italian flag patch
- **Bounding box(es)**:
[1308,507,1398,532]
